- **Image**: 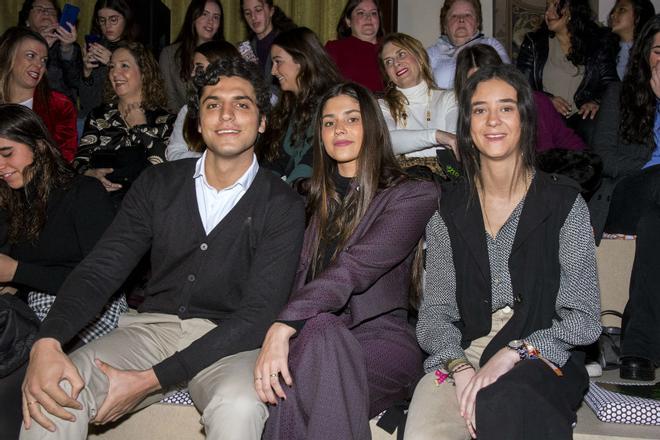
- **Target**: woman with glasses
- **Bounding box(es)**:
[78,0,139,132]
[159,0,225,113]
[18,0,82,105]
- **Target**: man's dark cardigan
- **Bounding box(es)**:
[38,159,305,387]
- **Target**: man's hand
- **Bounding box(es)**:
[459,348,519,439]
[0,253,18,283]
[578,101,600,120]
[254,323,296,404]
[22,338,84,432]
[84,168,123,192]
[92,360,160,424]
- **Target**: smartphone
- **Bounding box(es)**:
[59,4,80,32]
[84,34,102,47]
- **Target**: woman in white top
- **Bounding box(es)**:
[378,32,458,159]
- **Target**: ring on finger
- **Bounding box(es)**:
[269,372,279,378]
[28,401,37,405]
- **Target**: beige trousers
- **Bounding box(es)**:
[404,307,513,440]
[20,311,268,440]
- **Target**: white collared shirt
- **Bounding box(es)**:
[193,151,259,235]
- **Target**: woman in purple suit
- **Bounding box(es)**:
[254,82,439,440]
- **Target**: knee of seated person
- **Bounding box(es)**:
[202,391,267,426]
[476,375,536,409]
[300,313,345,337]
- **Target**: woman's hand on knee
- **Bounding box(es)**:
[254,323,296,405]
[459,348,519,438]
[21,338,84,432]
[454,367,477,438]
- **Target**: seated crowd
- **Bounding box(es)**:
[0,1,658,440]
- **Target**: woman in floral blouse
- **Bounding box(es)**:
[76,41,174,204]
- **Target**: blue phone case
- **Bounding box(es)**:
[59,4,80,32]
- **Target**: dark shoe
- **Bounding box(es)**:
[619,356,656,381]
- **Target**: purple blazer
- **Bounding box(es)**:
[278,179,439,327]
[534,91,586,152]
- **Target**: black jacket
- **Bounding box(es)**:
[517,28,618,107]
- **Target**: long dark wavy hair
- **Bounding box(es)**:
[608,0,655,41]
[183,41,241,153]
[0,27,50,107]
[336,0,385,39]
[239,0,296,39]
[103,41,167,110]
[454,43,503,99]
[173,0,225,83]
[18,0,61,27]
[457,64,536,198]
[90,0,139,42]
[540,0,605,66]
[620,14,660,146]
[0,104,75,243]
[260,27,342,163]
[378,33,438,126]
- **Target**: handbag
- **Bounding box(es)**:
[598,309,623,371]
[0,295,40,377]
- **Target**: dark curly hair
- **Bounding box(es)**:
[173,0,225,83]
[619,14,660,146]
[18,0,61,27]
[0,104,75,243]
[541,0,606,66]
[336,0,384,39]
[103,41,167,110]
[239,0,297,38]
[188,56,271,153]
[182,41,241,153]
[260,27,343,163]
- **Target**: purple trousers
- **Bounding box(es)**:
[263,312,423,440]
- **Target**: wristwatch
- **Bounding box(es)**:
[507,340,539,361]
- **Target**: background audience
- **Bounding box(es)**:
[608,0,656,80]
[0,27,77,162]
[426,0,510,90]
[18,0,82,105]
[261,27,342,183]
[238,0,296,89]
[590,14,660,381]
[325,0,384,93]
[517,0,618,144]
[378,32,458,166]
[159,0,224,114]
[76,41,174,204]
[79,0,139,131]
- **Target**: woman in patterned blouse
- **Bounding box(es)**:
[76,41,175,204]
[405,64,600,440]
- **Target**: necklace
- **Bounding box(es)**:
[401,87,432,128]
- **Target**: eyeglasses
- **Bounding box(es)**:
[97,15,122,27]
[32,6,57,17]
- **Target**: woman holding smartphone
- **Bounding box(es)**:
[18,0,82,105]
[78,0,139,130]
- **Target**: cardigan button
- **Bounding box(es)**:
[178,306,186,313]
[514,295,522,303]
[188,274,196,282]
[200,243,208,251]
